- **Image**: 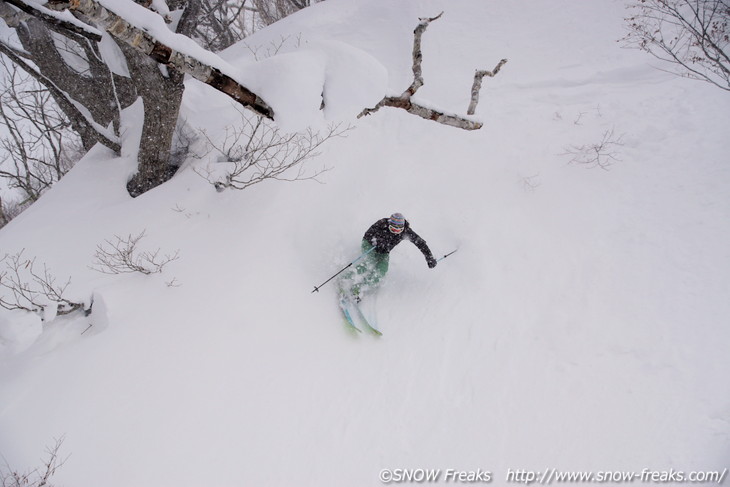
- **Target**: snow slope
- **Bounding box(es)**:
[1,1,729,485]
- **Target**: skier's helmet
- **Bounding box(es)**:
[388,213,406,234]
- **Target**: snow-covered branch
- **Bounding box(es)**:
[467,58,508,115]
[359,13,507,130]
[0,0,102,41]
[403,11,443,97]
[45,0,275,119]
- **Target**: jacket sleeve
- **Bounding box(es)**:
[405,227,435,262]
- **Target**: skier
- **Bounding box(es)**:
[339,212,437,302]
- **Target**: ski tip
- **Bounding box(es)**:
[344,320,362,333]
[341,307,362,333]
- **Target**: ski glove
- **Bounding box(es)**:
[427,256,437,268]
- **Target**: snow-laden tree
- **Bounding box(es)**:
[0,0,504,197]
[0,0,310,197]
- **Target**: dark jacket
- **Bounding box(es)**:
[364,218,436,266]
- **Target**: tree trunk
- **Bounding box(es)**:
[14,18,136,149]
[122,44,185,197]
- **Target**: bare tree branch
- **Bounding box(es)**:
[624,0,730,91]
[403,11,443,97]
[1,436,68,487]
[467,58,508,115]
[359,13,507,130]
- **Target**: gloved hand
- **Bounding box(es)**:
[427,256,437,269]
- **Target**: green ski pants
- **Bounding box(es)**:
[338,240,389,299]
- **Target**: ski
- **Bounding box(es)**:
[339,296,382,335]
[339,298,362,333]
[352,305,382,336]
[342,309,362,333]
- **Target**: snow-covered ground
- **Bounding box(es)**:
[1,1,729,485]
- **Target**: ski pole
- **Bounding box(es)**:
[437,248,458,262]
[311,246,376,293]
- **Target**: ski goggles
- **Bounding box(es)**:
[388,224,405,234]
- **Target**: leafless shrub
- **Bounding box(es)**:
[562,127,625,170]
[0,250,84,318]
[195,107,350,191]
[624,0,730,91]
[1,437,67,487]
[90,230,180,275]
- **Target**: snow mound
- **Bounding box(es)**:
[238,40,387,130]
